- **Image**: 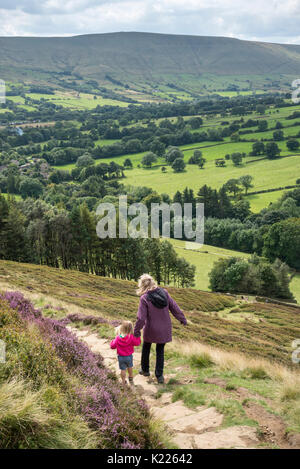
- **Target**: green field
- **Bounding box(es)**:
[52,134,300,199]
[26,91,129,109]
[169,238,300,303]
[215,90,265,97]
[170,239,250,290]
[53,150,150,171]
[1,192,21,201]
[246,189,294,212]
[123,154,300,196]
[44,101,300,214]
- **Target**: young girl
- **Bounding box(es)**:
[110,321,141,385]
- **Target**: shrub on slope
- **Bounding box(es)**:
[0,292,162,449]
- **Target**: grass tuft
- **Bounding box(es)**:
[172,386,206,408]
[246,367,270,380]
[189,353,214,369]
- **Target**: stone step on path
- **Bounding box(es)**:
[173,426,260,450]
[70,327,260,449]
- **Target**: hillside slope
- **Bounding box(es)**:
[1,261,300,448]
[1,32,300,90]
[0,291,164,449]
[0,260,299,367]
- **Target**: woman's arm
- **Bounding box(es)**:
[168,293,187,325]
[133,296,148,337]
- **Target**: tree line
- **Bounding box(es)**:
[0,194,195,287]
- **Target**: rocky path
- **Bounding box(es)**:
[70,328,260,449]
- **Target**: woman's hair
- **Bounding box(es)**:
[136,273,157,296]
[115,320,134,336]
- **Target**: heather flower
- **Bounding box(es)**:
[0,291,155,449]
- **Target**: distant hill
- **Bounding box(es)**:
[1,32,300,94]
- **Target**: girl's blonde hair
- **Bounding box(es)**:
[115,320,134,337]
[136,273,157,296]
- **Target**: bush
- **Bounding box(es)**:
[263,218,300,270]
[208,255,294,299]
[171,158,186,172]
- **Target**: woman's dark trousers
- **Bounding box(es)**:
[141,342,165,377]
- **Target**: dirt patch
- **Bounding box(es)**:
[287,433,300,447]
[203,377,300,449]
[244,401,294,449]
[204,377,227,387]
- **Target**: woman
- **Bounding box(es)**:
[133,274,187,384]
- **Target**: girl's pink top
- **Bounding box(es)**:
[110,334,141,356]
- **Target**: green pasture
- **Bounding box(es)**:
[170,239,250,291]
[291,274,300,303]
[53,150,152,171]
[123,154,300,196]
[246,125,300,140]
[170,238,300,302]
[200,103,300,128]
[52,131,300,198]
[1,193,21,201]
[26,91,129,109]
[7,96,25,104]
[94,138,120,146]
[246,189,294,212]
[214,90,265,97]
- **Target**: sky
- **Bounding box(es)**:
[0,0,300,44]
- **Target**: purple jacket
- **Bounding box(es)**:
[133,288,187,344]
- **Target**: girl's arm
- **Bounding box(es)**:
[133,296,148,337]
[131,335,141,346]
[110,337,118,349]
[168,293,187,325]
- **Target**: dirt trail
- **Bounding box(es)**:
[70,328,260,449]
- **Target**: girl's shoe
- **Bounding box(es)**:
[139,369,150,377]
[129,377,134,385]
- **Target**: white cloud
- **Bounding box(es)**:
[0,0,299,43]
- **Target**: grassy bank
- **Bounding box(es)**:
[0,260,299,366]
[0,291,165,449]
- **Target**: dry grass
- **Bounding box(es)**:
[171,340,300,387]
[0,378,99,449]
[168,339,300,433]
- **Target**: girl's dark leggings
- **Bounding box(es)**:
[141,342,165,377]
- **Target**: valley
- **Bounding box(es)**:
[0,31,300,450]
